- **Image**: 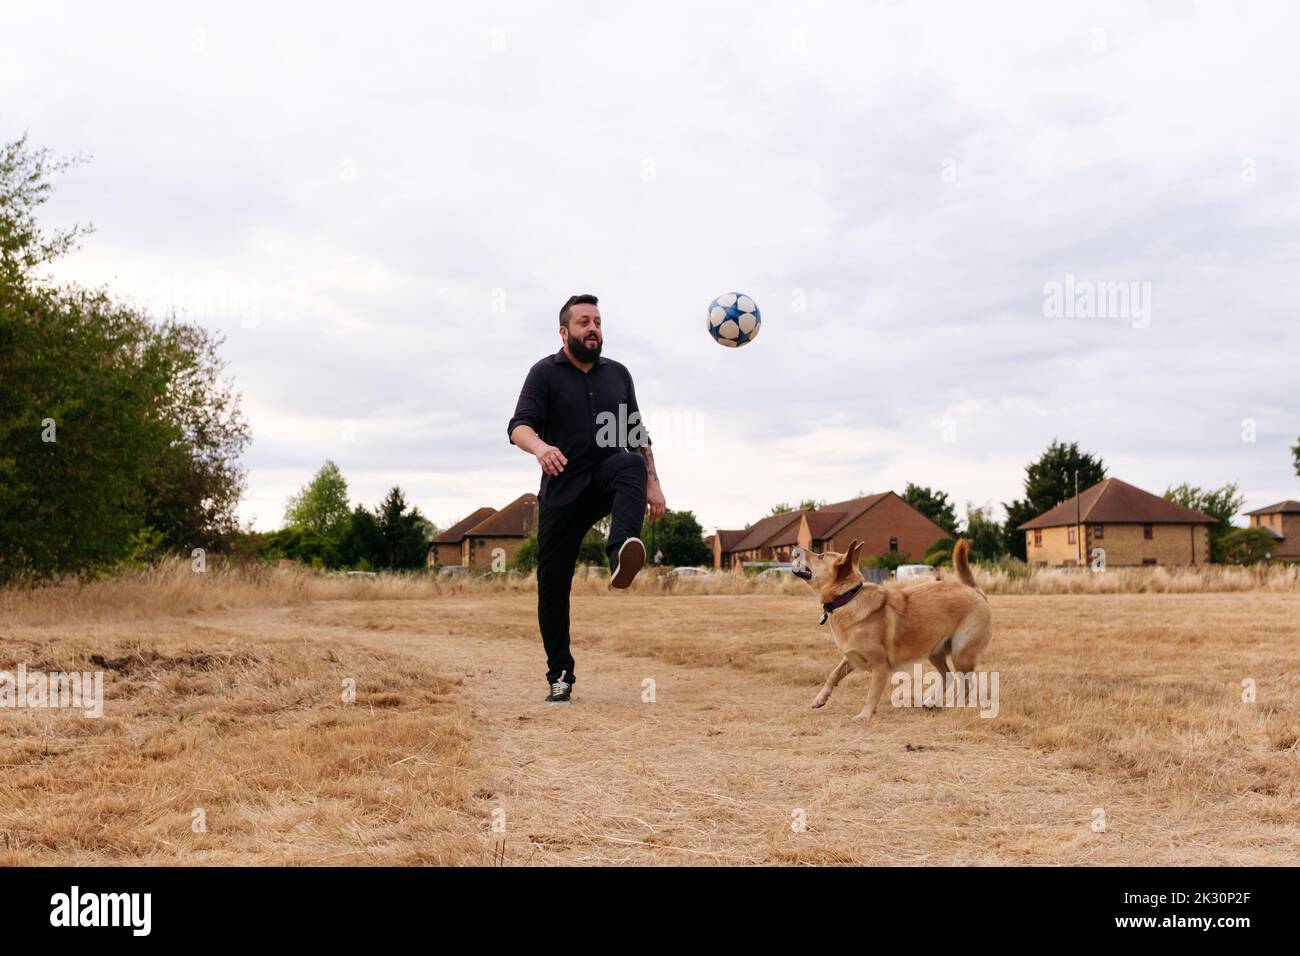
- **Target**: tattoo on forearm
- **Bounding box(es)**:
[639,443,657,481]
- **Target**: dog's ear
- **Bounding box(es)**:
[836,539,863,577]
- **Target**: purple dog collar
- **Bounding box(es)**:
[819,581,865,625]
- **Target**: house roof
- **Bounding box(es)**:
[767,512,814,548]
[432,506,497,544]
[465,493,538,537]
[1018,478,1216,530]
[804,510,846,540]
[729,492,949,553]
[712,529,748,552]
[814,493,893,538]
[732,511,805,552]
[1245,500,1300,516]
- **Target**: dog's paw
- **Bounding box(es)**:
[852,710,875,723]
[810,695,828,709]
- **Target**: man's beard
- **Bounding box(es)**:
[568,332,602,363]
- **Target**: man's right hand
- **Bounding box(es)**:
[536,443,568,476]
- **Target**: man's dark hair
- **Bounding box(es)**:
[559,293,599,327]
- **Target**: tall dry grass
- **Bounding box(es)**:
[0,622,484,864]
[3,558,1298,628]
[974,562,1300,595]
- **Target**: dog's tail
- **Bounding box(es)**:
[953,538,979,590]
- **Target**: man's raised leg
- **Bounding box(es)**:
[594,452,648,588]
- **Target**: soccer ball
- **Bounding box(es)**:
[707,292,761,347]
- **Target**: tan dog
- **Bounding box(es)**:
[791,539,991,722]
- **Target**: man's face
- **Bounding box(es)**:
[563,305,602,362]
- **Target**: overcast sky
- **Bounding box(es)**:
[5,0,1298,534]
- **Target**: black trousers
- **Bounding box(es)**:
[536,451,647,686]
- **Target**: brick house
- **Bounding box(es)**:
[427,493,539,570]
[1019,477,1215,567]
[428,506,496,567]
[711,493,950,570]
[723,511,806,568]
[706,529,748,570]
[1244,500,1300,560]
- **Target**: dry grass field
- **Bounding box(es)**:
[2,562,1298,865]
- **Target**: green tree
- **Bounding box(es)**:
[338,504,383,569]
[1292,438,1299,479]
[640,510,711,567]
[963,504,1006,561]
[141,320,250,553]
[1218,527,1276,565]
[0,137,249,580]
[1001,440,1107,559]
[903,483,959,534]
[374,487,429,570]
[1163,483,1244,563]
[768,499,823,518]
[284,461,351,538]
[0,134,89,284]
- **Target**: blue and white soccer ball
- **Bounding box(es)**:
[707,292,761,348]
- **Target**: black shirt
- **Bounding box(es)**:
[507,348,651,507]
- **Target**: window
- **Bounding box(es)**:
[1142,558,1157,566]
[1068,527,1076,544]
[1143,524,1153,540]
[1033,529,1042,547]
[1093,524,1104,540]
[889,538,898,552]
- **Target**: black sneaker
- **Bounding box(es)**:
[610,537,646,589]
[545,671,572,703]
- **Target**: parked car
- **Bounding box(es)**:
[345,571,378,578]
[895,564,938,582]
[756,564,795,580]
[437,565,469,578]
[668,566,713,579]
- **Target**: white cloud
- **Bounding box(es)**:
[4,0,1297,531]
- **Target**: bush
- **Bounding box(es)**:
[511,529,607,573]
[864,551,913,571]
[512,535,538,572]
[924,537,954,566]
[1219,527,1278,566]
[259,526,341,568]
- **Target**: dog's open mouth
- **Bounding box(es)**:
[790,551,813,580]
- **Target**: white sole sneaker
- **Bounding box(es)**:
[610,537,646,589]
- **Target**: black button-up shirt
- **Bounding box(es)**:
[507,349,651,507]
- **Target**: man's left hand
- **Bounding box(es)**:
[646,480,666,522]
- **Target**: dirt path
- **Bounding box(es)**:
[202,594,1212,866]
